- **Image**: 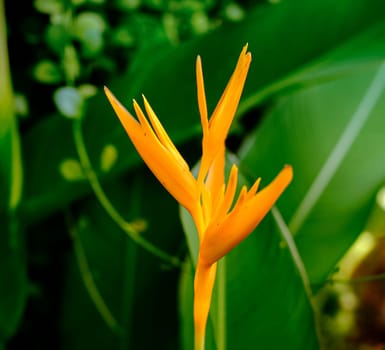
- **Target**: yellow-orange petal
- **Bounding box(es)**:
[204,143,225,203]
[208,44,251,132]
[194,260,217,350]
[196,56,209,138]
[199,165,293,265]
[198,45,251,183]
[141,95,191,173]
[215,164,238,218]
[104,86,199,212]
[246,177,261,199]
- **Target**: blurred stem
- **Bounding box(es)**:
[0,0,23,213]
[72,119,181,267]
[66,212,121,332]
[288,62,385,235]
[271,207,324,347]
[329,272,385,284]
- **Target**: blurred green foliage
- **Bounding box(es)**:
[2,0,385,349]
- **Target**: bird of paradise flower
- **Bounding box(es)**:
[104,45,293,350]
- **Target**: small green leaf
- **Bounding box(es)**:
[59,158,85,181]
[223,3,245,22]
[115,0,141,10]
[34,0,63,15]
[163,13,179,43]
[112,27,136,47]
[63,45,80,84]
[14,94,29,118]
[71,0,87,6]
[45,23,70,55]
[73,12,107,36]
[54,86,84,119]
[78,84,98,99]
[100,144,118,173]
[73,12,107,57]
[33,60,62,84]
[191,12,210,35]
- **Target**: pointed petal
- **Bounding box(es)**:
[200,185,212,229]
[198,45,251,183]
[204,144,225,203]
[209,44,251,132]
[196,56,209,138]
[104,87,198,212]
[194,261,217,350]
[246,177,261,199]
[233,185,247,207]
[217,164,238,217]
[200,165,293,265]
[142,95,190,172]
[207,164,239,237]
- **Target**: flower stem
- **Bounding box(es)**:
[194,330,205,350]
[72,118,181,267]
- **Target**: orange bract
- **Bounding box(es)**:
[104,45,293,350]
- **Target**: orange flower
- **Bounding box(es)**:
[105,45,293,350]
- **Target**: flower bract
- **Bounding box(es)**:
[104,44,293,350]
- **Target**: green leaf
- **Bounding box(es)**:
[22,0,385,222]
[73,12,107,57]
[54,87,84,119]
[78,84,98,99]
[34,0,63,15]
[115,0,141,10]
[62,46,81,84]
[0,214,27,343]
[60,169,183,349]
[33,60,63,85]
[45,23,71,56]
[100,144,118,173]
[0,1,27,342]
[239,65,385,285]
[59,158,85,181]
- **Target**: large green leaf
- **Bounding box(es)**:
[238,64,385,285]
[60,168,183,349]
[0,0,27,343]
[22,0,385,222]
[0,214,26,344]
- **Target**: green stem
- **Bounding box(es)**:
[67,212,121,332]
[328,272,385,285]
[72,119,180,267]
[271,207,324,347]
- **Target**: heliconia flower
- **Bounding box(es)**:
[104,44,293,350]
